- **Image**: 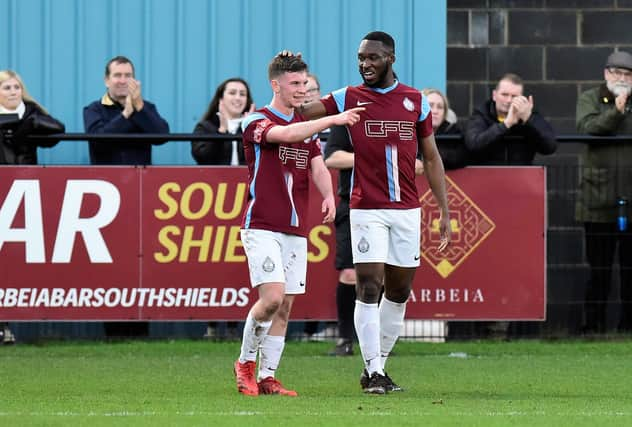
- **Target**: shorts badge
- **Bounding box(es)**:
[357,237,370,253]
[262,256,275,272]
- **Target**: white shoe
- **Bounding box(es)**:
[308,325,337,342]
[2,325,15,344]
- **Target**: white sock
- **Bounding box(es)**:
[258,335,285,380]
[238,309,272,363]
[379,296,406,371]
[354,300,383,375]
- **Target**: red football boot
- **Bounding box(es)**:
[257,376,298,396]
[234,360,258,396]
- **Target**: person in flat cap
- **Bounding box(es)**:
[576,50,632,335]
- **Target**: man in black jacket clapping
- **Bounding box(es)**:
[464,73,556,166]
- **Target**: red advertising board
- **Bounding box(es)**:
[0,166,544,321]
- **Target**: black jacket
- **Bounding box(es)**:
[434,120,468,170]
[324,125,353,200]
[0,101,64,165]
[191,117,246,165]
[464,99,556,165]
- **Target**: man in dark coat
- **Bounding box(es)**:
[83,56,169,165]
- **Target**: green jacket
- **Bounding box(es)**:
[575,84,632,222]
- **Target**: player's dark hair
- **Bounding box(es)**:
[362,31,395,54]
[268,54,308,80]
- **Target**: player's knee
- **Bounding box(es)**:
[356,281,382,303]
[261,295,284,316]
[386,288,410,304]
[277,298,293,320]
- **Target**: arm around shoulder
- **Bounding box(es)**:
[298,100,328,120]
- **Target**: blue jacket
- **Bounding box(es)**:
[83,94,170,165]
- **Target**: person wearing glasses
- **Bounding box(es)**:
[302,73,338,342]
[305,74,321,104]
[576,50,632,334]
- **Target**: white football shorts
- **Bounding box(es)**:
[349,208,421,268]
[240,229,308,294]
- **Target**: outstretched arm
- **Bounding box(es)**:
[266,107,363,144]
[298,100,328,120]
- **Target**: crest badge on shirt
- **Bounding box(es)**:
[403,97,414,112]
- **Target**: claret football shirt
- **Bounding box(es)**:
[240,105,322,237]
[321,81,432,209]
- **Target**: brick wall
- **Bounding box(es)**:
[446,1,632,335]
[447,0,632,133]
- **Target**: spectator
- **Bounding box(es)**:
[461,73,556,339]
[192,77,254,165]
[302,73,335,341]
[576,50,632,334]
[323,125,356,355]
[84,55,169,165]
[464,73,556,165]
[0,69,65,344]
[305,73,322,104]
[422,88,468,169]
[0,70,64,165]
[83,56,169,337]
[192,77,254,339]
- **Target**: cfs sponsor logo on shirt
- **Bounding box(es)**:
[364,120,415,140]
[279,146,310,169]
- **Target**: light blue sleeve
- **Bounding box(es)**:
[331,87,348,113]
[241,112,267,132]
[419,94,430,122]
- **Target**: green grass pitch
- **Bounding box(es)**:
[2,339,632,426]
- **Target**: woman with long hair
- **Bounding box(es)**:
[0,69,64,165]
[191,77,254,165]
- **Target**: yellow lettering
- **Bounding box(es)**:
[225,226,246,262]
[179,225,213,262]
[212,226,226,262]
[181,183,213,220]
[215,183,246,220]
[308,225,331,262]
[154,225,181,262]
[154,183,181,220]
